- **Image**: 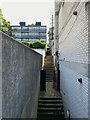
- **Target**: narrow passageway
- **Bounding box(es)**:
[40,55,60,98]
[37,53,65,119]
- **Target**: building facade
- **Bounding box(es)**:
[54,1,90,119]
[48,27,54,55]
[10,22,47,42]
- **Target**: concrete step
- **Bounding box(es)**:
[37,96,65,119]
[46,79,54,81]
[38,103,63,108]
[44,62,53,63]
[44,60,53,62]
[38,99,62,103]
[46,77,54,79]
[45,68,54,70]
[46,75,54,77]
[44,59,53,61]
[44,65,54,67]
[44,67,54,69]
[37,116,65,120]
[37,112,64,117]
[38,107,63,111]
[44,63,54,65]
[44,61,53,62]
[44,64,54,66]
[44,61,53,63]
[46,80,53,82]
[44,63,53,65]
[46,76,53,78]
[46,81,53,82]
[46,72,54,74]
[39,97,62,100]
[44,56,53,59]
[46,79,53,80]
[46,78,53,80]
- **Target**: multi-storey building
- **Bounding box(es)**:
[10,22,47,42]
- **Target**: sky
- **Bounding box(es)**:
[0,0,54,31]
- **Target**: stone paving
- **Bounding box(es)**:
[39,82,61,98]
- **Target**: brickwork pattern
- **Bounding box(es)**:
[56,2,89,118]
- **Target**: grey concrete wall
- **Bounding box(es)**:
[0,31,2,119]
[0,31,42,118]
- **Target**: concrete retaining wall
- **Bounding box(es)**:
[0,31,42,118]
[0,31,2,120]
[33,49,45,67]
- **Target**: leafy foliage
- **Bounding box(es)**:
[22,40,46,49]
[28,23,35,26]
[0,8,11,33]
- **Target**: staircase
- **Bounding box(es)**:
[37,54,65,120]
[44,56,54,82]
[37,97,64,120]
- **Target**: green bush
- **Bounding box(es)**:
[22,42,29,46]
[22,40,46,49]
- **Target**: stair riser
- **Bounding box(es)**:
[46,75,54,77]
[46,75,53,77]
[39,98,62,100]
[37,117,64,120]
[44,63,53,65]
[37,113,64,117]
[44,67,54,69]
[46,73,54,75]
[38,110,64,112]
[46,71,54,73]
[44,66,54,67]
[38,105,63,108]
[46,78,54,80]
[44,68,54,69]
[38,101,63,104]
[46,76,54,78]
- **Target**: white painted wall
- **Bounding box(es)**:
[55,1,89,118]
[33,49,45,68]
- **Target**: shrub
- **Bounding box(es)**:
[22,41,46,49]
[22,42,29,46]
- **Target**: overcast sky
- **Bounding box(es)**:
[0,0,54,31]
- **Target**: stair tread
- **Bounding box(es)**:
[38,107,63,110]
[38,104,63,108]
[37,117,64,120]
[38,101,62,104]
[37,112,64,115]
[39,99,62,101]
[39,97,62,99]
[39,98,62,101]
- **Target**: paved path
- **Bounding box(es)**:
[39,82,61,98]
[40,55,61,98]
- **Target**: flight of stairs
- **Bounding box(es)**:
[37,54,65,119]
[44,56,54,82]
[37,97,64,120]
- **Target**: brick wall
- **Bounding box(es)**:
[55,2,89,118]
